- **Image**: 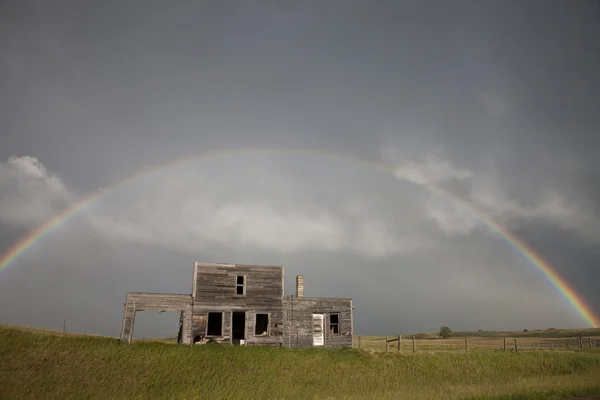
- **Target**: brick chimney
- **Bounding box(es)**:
[296,275,304,298]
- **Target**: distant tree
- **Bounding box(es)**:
[439,326,452,339]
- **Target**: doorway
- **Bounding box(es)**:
[312,314,324,346]
[206,312,223,337]
[231,311,246,345]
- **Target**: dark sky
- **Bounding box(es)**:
[1,0,599,337]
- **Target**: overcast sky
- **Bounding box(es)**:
[1,1,600,338]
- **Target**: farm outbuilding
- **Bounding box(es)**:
[120,262,353,348]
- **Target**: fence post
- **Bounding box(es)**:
[398,335,401,352]
[514,338,518,352]
[589,337,593,349]
[534,341,540,351]
[358,335,361,349]
[566,338,569,350]
[386,336,389,352]
[503,337,506,352]
[412,336,416,352]
[550,340,554,350]
[465,337,468,353]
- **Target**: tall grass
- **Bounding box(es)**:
[355,335,600,353]
[1,326,600,400]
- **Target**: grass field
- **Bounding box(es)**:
[355,329,600,353]
[2,326,600,400]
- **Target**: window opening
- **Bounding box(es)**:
[236,275,246,295]
[255,313,269,336]
[330,313,340,334]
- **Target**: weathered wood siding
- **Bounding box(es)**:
[119,263,354,348]
[283,297,353,348]
[120,292,193,344]
[191,263,284,346]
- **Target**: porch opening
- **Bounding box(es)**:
[255,313,269,336]
[128,310,182,343]
[232,311,246,344]
[206,312,223,337]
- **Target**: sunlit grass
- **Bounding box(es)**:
[355,331,600,353]
[1,326,600,400]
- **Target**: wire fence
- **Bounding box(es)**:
[352,335,600,353]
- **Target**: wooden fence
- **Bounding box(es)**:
[351,335,600,353]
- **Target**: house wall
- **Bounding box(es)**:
[191,263,284,346]
[283,297,353,348]
[119,264,354,349]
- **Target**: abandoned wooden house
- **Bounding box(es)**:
[120,262,353,348]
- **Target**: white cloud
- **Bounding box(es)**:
[382,148,598,240]
[391,154,474,185]
[77,159,431,258]
[186,201,346,253]
[426,196,479,235]
[0,156,70,227]
[2,152,596,262]
[87,188,428,259]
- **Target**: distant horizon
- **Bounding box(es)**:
[4,323,600,339]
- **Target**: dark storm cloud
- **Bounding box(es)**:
[1,0,599,336]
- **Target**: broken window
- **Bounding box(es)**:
[330,313,340,335]
[236,275,246,295]
[255,313,269,336]
[206,312,223,337]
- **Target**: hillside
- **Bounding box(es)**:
[1,325,600,400]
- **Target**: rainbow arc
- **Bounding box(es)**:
[0,147,597,327]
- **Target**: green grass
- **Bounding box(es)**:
[355,335,600,353]
[2,326,600,400]
[399,328,600,340]
[452,328,600,339]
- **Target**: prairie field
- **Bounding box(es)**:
[355,328,600,353]
[1,325,600,400]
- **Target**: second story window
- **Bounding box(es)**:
[236,275,246,295]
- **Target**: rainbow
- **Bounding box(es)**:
[1,147,598,327]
